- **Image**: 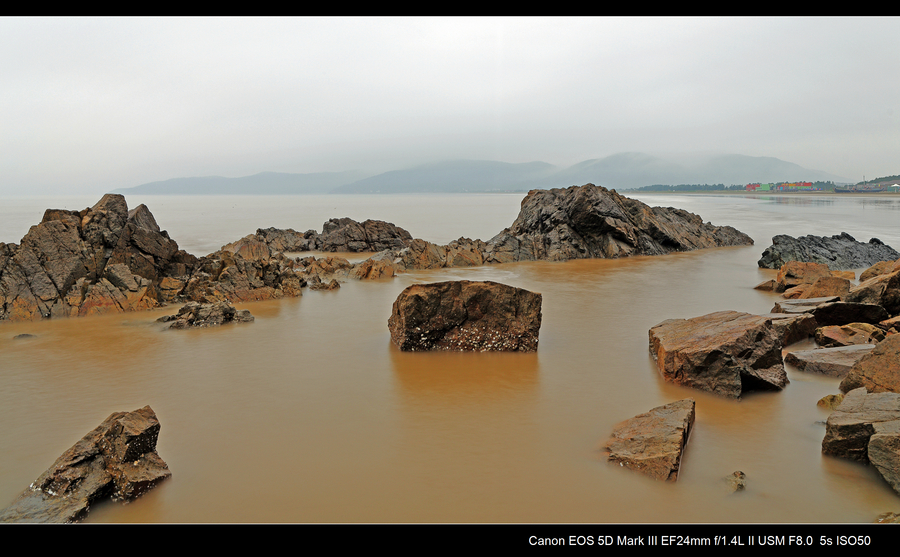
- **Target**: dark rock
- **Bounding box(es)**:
[784,344,876,377]
[603,399,695,482]
[809,302,890,328]
[483,184,753,263]
[388,280,542,352]
[160,300,254,329]
[0,406,170,523]
[758,232,900,270]
[648,311,787,399]
[13,333,35,340]
[318,218,413,252]
[840,335,900,394]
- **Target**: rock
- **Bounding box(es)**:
[388,280,542,352]
[860,259,900,282]
[758,232,900,270]
[771,296,840,314]
[774,261,834,293]
[839,335,900,394]
[603,399,695,482]
[159,300,254,329]
[772,299,889,328]
[759,312,818,346]
[822,388,900,462]
[845,270,900,318]
[818,394,844,410]
[726,471,747,492]
[318,217,413,252]
[815,323,887,347]
[868,432,900,495]
[798,276,851,300]
[784,344,876,377]
[648,311,787,399]
[483,184,753,263]
[754,279,776,291]
[876,511,900,523]
[0,406,170,523]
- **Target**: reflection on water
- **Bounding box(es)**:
[1,193,899,523]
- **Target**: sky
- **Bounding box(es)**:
[2,17,898,195]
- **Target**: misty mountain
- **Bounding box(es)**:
[117,154,849,195]
[330,160,558,194]
[114,170,370,195]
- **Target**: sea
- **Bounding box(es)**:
[1,192,900,524]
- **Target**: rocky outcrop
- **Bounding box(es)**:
[758,232,900,270]
[603,399,695,482]
[0,406,170,523]
[839,335,900,394]
[822,388,900,495]
[784,344,875,377]
[482,184,752,263]
[648,311,787,399]
[388,280,542,352]
[157,300,254,329]
[241,218,413,255]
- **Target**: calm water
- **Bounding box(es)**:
[1,192,900,523]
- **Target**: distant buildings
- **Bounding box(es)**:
[745,182,817,192]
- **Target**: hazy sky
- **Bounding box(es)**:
[2,17,898,195]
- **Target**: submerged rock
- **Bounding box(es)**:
[0,406,170,523]
[388,280,542,352]
[649,311,787,399]
[758,232,900,270]
[603,399,695,482]
[159,300,254,329]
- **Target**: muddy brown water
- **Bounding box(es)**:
[1,192,899,522]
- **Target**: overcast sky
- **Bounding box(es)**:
[2,17,898,195]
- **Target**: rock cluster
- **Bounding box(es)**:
[603,399,695,482]
[758,232,900,270]
[388,280,542,352]
[648,311,788,399]
[0,406,170,523]
[157,300,254,329]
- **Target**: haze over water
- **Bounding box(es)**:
[2,192,900,523]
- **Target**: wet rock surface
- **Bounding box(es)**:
[0,406,170,523]
[158,300,254,329]
[839,335,900,394]
[758,232,900,270]
[648,311,787,399]
[388,280,542,352]
[784,344,875,377]
[603,399,695,482]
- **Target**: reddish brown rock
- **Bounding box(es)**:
[784,344,875,377]
[840,335,900,394]
[815,323,887,347]
[845,270,900,317]
[648,311,787,399]
[388,280,542,352]
[603,399,695,482]
[798,276,851,299]
[0,406,170,523]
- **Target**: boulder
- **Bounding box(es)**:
[483,184,753,263]
[784,344,876,377]
[860,259,900,282]
[758,232,900,270]
[648,311,787,399]
[388,280,542,352]
[822,388,900,462]
[845,270,900,317]
[0,406,170,523]
[839,335,900,394]
[772,299,889,327]
[318,217,413,252]
[603,399,695,482]
[158,300,254,329]
[759,312,818,346]
[815,323,887,347]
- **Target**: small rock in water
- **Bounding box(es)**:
[727,471,747,493]
[158,300,254,329]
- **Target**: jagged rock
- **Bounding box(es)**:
[815,323,887,347]
[388,280,542,352]
[822,388,900,462]
[760,312,818,346]
[308,277,341,291]
[0,406,170,523]
[840,335,900,394]
[159,300,254,329]
[317,217,413,252]
[483,184,752,263]
[758,232,900,270]
[648,311,787,399]
[603,399,695,482]
[845,270,900,318]
[784,344,875,377]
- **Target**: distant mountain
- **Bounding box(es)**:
[331,160,558,194]
[116,154,849,195]
[115,170,369,195]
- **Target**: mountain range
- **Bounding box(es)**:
[114,153,850,195]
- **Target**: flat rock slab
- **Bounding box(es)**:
[0,406,170,523]
[784,344,875,377]
[840,335,900,394]
[604,399,695,482]
[388,280,542,352]
[649,311,787,399]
